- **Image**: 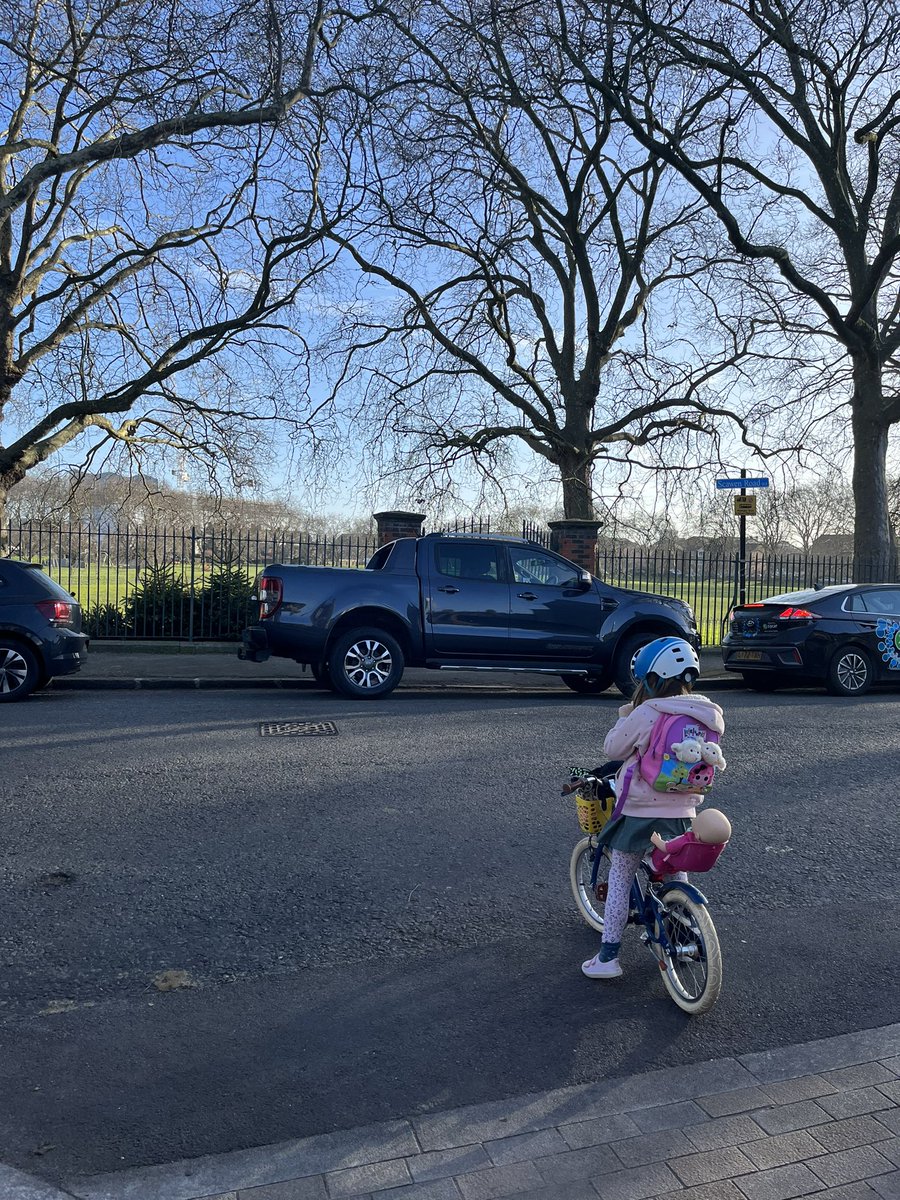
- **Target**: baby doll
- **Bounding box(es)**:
[649,808,732,875]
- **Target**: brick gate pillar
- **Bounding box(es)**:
[373,510,427,545]
[547,519,603,574]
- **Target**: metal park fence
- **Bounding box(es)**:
[4,523,382,642]
[594,546,896,647]
[4,521,894,645]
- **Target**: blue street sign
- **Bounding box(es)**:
[715,477,770,489]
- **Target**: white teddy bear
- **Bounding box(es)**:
[701,741,727,770]
[672,737,703,764]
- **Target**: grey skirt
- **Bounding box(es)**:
[597,815,691,855]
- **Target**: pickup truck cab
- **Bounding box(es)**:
[240,533,699,699]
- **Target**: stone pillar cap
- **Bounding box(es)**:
[373,510,427,522]
[547,518,603,531]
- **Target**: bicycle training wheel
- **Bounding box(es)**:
[569,838,612,933]
[656,887,723,1015]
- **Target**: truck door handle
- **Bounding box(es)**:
[438,585,460,594]
[517,591,538,601]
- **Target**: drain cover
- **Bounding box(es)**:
[260,720,339,737]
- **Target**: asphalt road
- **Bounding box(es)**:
[1,684,898,1183]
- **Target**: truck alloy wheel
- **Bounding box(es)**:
[327,627,405,699]
[613,632,661,698]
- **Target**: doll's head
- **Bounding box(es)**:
[693,808,732,844]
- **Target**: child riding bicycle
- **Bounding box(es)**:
[581,636,726,980]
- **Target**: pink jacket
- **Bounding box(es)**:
[603,694,726,819]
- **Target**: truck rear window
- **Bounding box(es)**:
[366,544,394,570]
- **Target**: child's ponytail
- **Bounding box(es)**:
[631,671,693,708]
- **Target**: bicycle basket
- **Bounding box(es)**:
[575,790,612,835]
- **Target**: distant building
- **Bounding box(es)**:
[809,534,854,555]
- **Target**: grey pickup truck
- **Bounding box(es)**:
[239,532,699,699]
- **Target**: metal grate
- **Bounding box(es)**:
[259,720,339,737]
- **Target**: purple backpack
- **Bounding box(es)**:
[638,714,723,795]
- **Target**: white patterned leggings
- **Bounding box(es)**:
[601,850,688,949]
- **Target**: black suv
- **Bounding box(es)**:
[0,559,89,701]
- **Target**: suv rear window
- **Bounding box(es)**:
[0,562,74,601]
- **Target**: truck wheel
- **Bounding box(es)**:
[327,628,405,699]
[561,673,612,694]
[613,632,662,698]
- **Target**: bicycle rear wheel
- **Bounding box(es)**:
[569,837,612,933]
[656,888,723,1015]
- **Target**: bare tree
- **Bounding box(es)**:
[323,0,767,519]
[576,0,900,573]
[0,0,340,545]
[779,482,854,555]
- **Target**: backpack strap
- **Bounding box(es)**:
[610,759,638,820]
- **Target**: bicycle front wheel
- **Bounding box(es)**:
[656,888,723,1015]
[569,837,612,933]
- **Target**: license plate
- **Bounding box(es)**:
[732,650,764,662]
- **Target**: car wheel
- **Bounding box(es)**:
[327,627,405,699]
[0,640,40,702]
[613,632,664,698]
[826,645,874,696]
[741,673,783,693]
[561,672,613,695]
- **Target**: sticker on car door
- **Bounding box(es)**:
[876,619,900,670]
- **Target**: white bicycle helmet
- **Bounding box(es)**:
[631,636,700,685]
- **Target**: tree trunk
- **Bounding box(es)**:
[559,450,595,519]
[851,355,896,581]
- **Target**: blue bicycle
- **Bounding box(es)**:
[568,774,723,1015]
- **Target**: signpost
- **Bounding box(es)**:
[716,470,769,605]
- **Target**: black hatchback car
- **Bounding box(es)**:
[0,559,89,701]
[722,583,900,696]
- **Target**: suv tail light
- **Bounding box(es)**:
[778,607,818,620]
[258,575,283,619]
[36,599,73,626]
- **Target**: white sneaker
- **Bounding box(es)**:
[581,953,623,979]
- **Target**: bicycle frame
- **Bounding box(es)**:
[588,839,709,956]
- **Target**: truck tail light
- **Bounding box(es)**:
[258,575,283,619]
[36,599,73,626]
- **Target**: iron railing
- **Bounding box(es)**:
[4,521,893,645]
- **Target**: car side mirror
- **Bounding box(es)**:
[576,570,592,591]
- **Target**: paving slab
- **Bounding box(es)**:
[17,1023,893,1200]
